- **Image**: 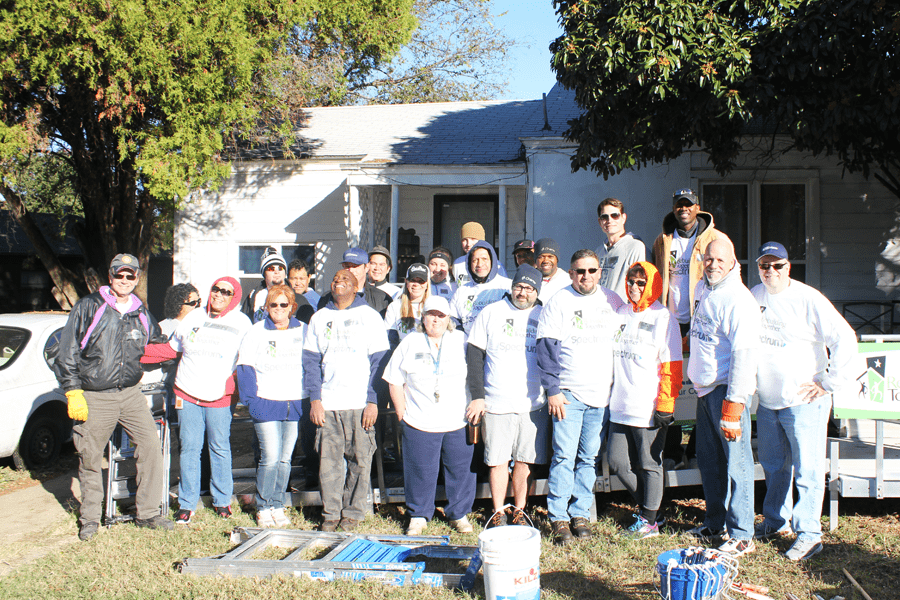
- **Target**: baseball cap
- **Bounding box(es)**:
[423,295,451,316]
[342,247,369,265]
[757,241,789,262]
[110,253,140,274]
[673,188,699,205]
[513,239,535,253]
[406,263,429,281]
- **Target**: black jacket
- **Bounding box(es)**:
[55,291,165,392]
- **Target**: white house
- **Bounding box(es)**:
[175,84,900,329]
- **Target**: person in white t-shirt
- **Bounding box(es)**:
[608,262,682,540]
[466,265,546,528]
[533,237,570,302]
[302,269,389,532]
[537,249,623,545]
[596,198,647,301]
[384,263,431,348]
[383,296,475,535]
[428,247,457,299]
[237,284,307,528]
[450,241,512,334]
[751,241,861,562]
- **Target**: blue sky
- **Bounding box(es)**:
[492,0,563,100]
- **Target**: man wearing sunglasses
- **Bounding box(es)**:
[596,198,647,301]
[242,247,288,323]
[537,249,624,544]
[751,242,860,562]
[55,253,172,541]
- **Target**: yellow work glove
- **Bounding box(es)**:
[66,389,88,421]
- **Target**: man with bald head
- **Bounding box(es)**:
[303,269,389,532]
[686,238,761,557]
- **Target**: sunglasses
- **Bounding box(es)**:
[626,279,647,288]
[184,298,201,307]
[265,265,284,272]
[573,268,600,276]
[599,212,622,221]
[210,285,234,297]
[113,273,137,281]
[268,302,290,309]
[759,262,788,271]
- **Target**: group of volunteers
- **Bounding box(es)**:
[55,188,861,565]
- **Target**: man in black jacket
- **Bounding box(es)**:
[55,254,173,541]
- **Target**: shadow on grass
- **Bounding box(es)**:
[542,569,654,599]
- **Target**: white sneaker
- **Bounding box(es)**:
[406,517,427,536]
[256,508,276,528]
[450,516,474,533]
[271,507,291,528]
[717,538,755,557]
[784,538,823,561]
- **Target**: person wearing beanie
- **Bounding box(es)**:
[595,198,648,301]
[451,221,507,286]
[466,264,547,528]
[533,237,570,302]
[368,245,402,298]
[685,238,760,557]
[608,261,682,540]
[55,253,172,541]
[242,246,288,323]
[449,240,512,334]
[428,247,457,298]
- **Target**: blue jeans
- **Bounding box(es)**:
[254,419,299,510]
[178,401,233,511]
[696,385,754,540]
[547,390,609,522]
[757,395,830,543]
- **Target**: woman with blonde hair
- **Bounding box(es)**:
[384,263,432,348]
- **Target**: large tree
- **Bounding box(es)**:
[0,0,416,305]
[550,0,900,197]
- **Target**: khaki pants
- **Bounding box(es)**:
[74,384,164,525]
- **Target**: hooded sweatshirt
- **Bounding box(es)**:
[163,276,252,406]
[609,262,683,427]
[449,240,512,333]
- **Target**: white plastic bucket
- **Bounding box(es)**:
[478,523,541,600]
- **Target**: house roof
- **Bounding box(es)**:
[0,210,82,256]
[234,83,587,165]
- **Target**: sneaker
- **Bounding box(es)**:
[510,507,529,526]
[784,538,823,561]
[135,515,174,531]
[754,521,792,540]
[551,520,575,545]
[256,508,276,528]
[271,508,291,528]
[78,521,99,541]
[686,524,729,542]
[338,517,359,532]
[320,519,340,532]
[406,517,427,536]
[718,538,755,557]
[571,516,592,539]
[451,516,474,533]
[625,514,659,539]
[213,505,233,519]
[174,509,193,525]
[487,510,507,528]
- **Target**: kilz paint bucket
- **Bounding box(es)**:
[478,509,541,600]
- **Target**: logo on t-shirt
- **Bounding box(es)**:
[503,319,515,336]
[760,306,767,313]
[324,321,333,340]
[268,340,277,357]
[188,327,199,342]
[464,295,476,311]
[572,310,584,329]
[669,250,678,270]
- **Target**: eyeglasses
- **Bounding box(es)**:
[184,298,201,307]
[268,302,290,308]
[512,284,536,294]
[626,279,647,288]
[573,268,600,276]
[210,285,234,297]
[759,262,788,271]
[599,212,621,221]
[113,273,137,281]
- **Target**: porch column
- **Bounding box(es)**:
[348,184,361,247]
[498,184,507,267]
[390,184,399,283]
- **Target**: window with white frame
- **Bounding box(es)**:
[700,178,818,288]
[238,244,317,283]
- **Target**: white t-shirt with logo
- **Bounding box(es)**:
[170,308,252,401]
[536,286,623,407]
[384,297,424,342]
[668,229,696,324]
[467,298,544,414]
[238,321,308,400]
[304,303,390,411]
[450,276,513,334]
[382,330,468,432]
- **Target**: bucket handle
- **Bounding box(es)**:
[485,503,536,530]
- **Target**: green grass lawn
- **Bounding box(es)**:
[0,488,895,600]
